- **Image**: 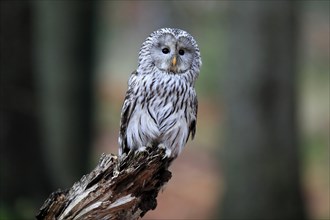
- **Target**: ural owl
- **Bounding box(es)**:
[118,28,201,159]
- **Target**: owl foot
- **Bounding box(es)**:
[158,144,172,159]
[165,148,172,158]
[158,144,166,150]
[135,146,147,154]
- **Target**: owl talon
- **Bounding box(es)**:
[145,143,153,152]
[135,146,147,154]
[163,148,172,159]
[158,144,166,150]
[157,144,171,158]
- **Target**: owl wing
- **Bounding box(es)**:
[119,70,138,154]
[188,94,198,141]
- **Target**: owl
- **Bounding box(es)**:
[118,28,201,159]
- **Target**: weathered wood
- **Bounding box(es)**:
[36,147,172,220]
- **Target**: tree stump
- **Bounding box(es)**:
[36,147,172,220]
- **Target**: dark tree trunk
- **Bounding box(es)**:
[33,1,96,188]
[0,2,96,217]
[220,2,306,219]
[0,1,51,216]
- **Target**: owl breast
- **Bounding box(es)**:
[125,71,196,157]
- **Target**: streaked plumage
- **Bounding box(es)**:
[118,28,201,159]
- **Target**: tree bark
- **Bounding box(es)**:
[36,147,172,220]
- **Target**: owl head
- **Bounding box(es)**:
[138,28,201,76]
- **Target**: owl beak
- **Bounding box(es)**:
[171,56,177,67]
[169,56,177,72]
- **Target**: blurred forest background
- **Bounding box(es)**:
[0,1,329,220]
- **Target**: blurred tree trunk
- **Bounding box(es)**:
[34,2,96,188]
[220,2,306,219]
[0,1,51,217]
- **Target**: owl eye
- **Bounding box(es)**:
[178,49,185,56]
[162,48,170,54]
